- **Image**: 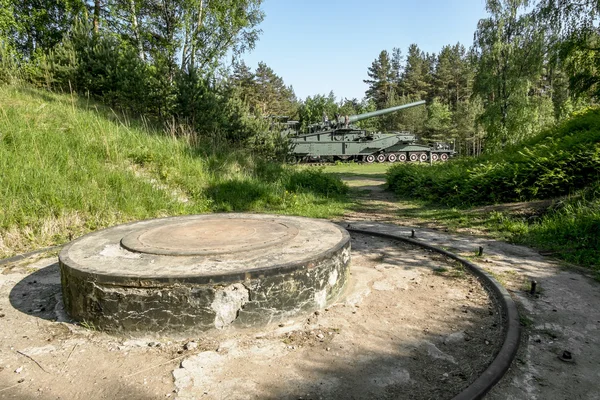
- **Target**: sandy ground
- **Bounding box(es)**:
[340,177,600,400]
[1,175,598,399]
[0,234,502,400]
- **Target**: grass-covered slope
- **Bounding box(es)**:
[387,108,600,206]
[510,182,599,269]
[0,85,348,257]
[387,109,600,272]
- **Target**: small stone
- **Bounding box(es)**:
[0,313,5,318]
[278,323,284,327]
[317,333,324,339]
[326,347,331,351]
[184,341,198,351]
[148,341,160,347]
[485,340,490,345]
[15,367,23,374]
[17,379,25,384]
[314,310,320,316]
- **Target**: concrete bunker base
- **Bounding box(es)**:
[59,214,350,334]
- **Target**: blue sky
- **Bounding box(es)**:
[242,0,489,101]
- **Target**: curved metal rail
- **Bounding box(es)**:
[345,226,521,400]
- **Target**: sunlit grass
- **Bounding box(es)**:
[319,162,391,179]
[395,194,600,275]
[0,85,349,257]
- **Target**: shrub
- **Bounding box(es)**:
[387,108,600,207]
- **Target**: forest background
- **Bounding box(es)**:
[1,0,600,156]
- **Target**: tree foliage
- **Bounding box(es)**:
[1,0,598,159]
[364,50,395,109]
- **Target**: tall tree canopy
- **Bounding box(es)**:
[364,50,395,109]
[473,0,545,150]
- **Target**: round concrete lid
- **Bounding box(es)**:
[59,214,350,285]
[120,218,299,256]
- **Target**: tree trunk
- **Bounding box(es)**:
[93,0,100,33]
[189,0,205,69]
[129,0,144,61]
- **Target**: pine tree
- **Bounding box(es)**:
[230,60,258,112]
[433,43,473,110]
[254,62,296,117]
[364,50,395,109]
[400,44,431,101]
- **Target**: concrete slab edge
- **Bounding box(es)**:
[0,244,64,267]
[345,226,520,400]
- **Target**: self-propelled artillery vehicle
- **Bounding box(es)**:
[283,100,455,163]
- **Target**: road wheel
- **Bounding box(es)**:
[431,153,439,162]
[365,154,375,163]
[409,153,418,162]
[398,153,407,162]
[419,153,428,162]
[440,153,449,161]
[387,153,397,163]
[376,153,386,163]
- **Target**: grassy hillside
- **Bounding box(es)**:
[0,85,348,258]
[387,109,600,273]
[387,108,600,206]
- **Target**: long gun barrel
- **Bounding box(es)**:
[348,100,426,124]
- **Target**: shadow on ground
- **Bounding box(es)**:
[8,263,69,323]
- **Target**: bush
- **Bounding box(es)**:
[387,108,600,207]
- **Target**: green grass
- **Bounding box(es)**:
[0,85,349,257]
[385,108,600,275]
[319,162,391,179]
[394,192,600,275]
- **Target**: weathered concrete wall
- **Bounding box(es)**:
[59,214,351,334]
[59,242,350,333]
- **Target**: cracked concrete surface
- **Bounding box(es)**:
[211,284,249,329]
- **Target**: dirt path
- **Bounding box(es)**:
[337,175,600,400]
